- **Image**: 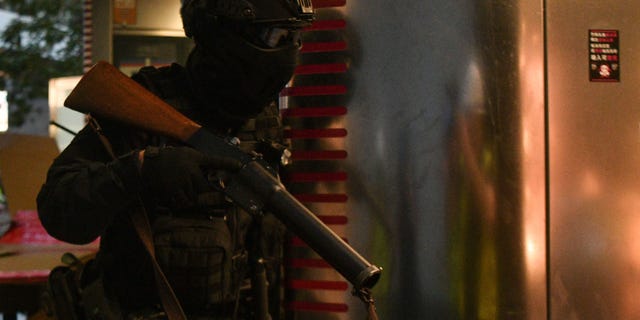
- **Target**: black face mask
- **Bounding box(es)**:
[186,28,299,124]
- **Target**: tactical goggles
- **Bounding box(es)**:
[257,25,302,48]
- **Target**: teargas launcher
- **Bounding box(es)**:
[64,61,382,294]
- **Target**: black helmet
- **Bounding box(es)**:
[181,0,314,45]
[181,0,314,125]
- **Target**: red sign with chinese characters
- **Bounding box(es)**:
[589,29,619,82]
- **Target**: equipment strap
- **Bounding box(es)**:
[356,288,380,320]
[129,199,187,320]
[90,115,187,320]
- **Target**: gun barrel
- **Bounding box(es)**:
[187,129,382,290]
[267,176,381,289]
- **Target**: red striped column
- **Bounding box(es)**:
[280,0,352,316]
[82,0,93,73]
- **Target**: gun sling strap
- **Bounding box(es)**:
[89,116,188,320]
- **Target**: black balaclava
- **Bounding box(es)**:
[186,29,299,127]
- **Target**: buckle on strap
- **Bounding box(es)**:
[231,250,249,272]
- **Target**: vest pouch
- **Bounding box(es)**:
[43,253,122,320]
[44,263,84,320]
[152,215,233,311]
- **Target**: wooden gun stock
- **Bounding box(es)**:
[64,61,381,292]
[65,61,200,142]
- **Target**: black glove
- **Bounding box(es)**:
[139,146,241,213]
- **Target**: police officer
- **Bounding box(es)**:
[37,0,313,318]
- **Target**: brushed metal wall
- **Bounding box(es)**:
[547,1,640,319]
[337,0,547,319]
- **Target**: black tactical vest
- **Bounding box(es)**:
[131,65,288,318]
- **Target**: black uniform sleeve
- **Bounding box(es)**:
[37,124,142,245]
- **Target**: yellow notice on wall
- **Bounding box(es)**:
[114,0,137,25]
